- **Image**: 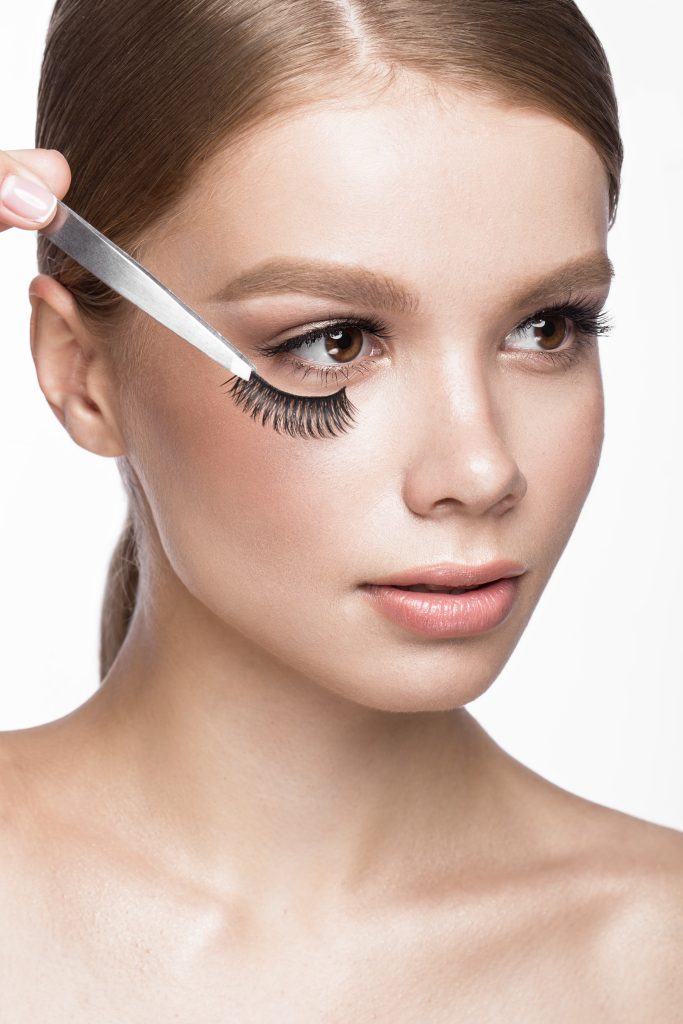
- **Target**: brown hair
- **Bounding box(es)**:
[34,0,623,683]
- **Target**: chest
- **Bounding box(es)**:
[1,889,626,1023]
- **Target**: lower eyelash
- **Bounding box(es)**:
[221,371,358,440]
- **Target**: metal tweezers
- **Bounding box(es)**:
[39,200,256,381]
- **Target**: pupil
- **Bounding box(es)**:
[325,327,363,363]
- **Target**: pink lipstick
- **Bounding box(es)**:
[360,560,526,638]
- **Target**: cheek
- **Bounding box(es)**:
[128,370,379,614]
[520,373,604,561]
[127,346,605,662]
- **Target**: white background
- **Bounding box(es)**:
[1,2,681,829]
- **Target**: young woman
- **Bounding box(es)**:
[1,0,681,1017]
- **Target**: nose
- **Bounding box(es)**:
[401,352,527,519]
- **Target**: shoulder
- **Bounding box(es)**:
[508,767,683,1014]
[0,730,44,874]
[0,727,74,896]
[0,731,46,962]
[612,814,683,973]
[570,800,683,1016]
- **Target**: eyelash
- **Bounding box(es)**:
[222,293,613,440]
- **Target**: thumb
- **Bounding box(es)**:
[0,148,71,232]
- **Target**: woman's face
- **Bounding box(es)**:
[118,79,611,711]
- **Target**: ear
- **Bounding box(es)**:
[28,274,126,457]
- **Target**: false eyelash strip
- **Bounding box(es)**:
[221,371,358,440]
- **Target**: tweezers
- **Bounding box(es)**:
[39,200,256,381]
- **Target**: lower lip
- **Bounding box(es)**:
[360,577,521,638]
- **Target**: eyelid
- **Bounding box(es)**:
[256,289,611,360]
[515,286,610,321]
[257,314,395,357]
[511,294,613,336]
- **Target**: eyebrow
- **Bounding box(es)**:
[507,251,615,311]
[207,251,614,315]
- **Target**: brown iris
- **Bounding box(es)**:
[532,315,569,350]
[324,326,364,363]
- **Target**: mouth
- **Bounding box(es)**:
[358,561,527,638]
[360,574,523,638]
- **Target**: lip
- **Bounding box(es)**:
[365,560,527,590]
[359,560,527,639]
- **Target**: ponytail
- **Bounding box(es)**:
[98,505,139,682]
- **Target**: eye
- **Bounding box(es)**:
[287,323,377,365]
[507,312,574,352]
[503,298,613,369]
[253,315,394,395]
[258,315,393,364]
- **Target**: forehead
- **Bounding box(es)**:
[156,85,609,299]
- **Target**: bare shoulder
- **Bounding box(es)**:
[560,792,683,1017]
[0,730,45,965]
[0,729,30,841]
[0,725,73,895]
[498,757,683,1017]
[575,790,683,889]
[605,810,683,1004]
[0,729,44,880]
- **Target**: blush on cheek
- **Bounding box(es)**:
[134,381,336,572]
[542,388,604,536]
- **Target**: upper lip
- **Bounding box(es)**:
[366,560,527,589]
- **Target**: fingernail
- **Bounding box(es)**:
[0,174,57,223]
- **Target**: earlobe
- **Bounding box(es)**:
[28,274,127,457]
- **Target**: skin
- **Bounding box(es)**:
[1,78,682,1018]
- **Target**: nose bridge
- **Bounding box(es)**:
[400,345,525,518]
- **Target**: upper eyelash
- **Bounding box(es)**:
[259,291,613,366]
[510,292,613,368]
[256,315,395,357]
[513,293,613,344]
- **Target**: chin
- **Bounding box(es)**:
[310,644,513,715]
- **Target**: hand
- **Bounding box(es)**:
[0,148,71,231]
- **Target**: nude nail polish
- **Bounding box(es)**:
[0,174,57,223]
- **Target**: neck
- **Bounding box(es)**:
[63,566,534,918]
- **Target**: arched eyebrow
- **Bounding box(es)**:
[206,251,614,314]
[506,251,614,312]
[207,258,421,314]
